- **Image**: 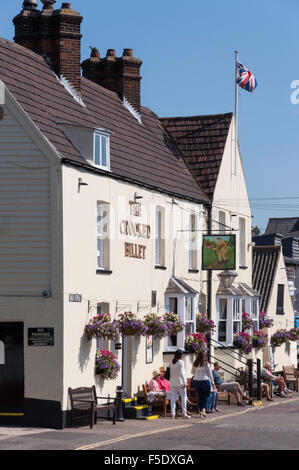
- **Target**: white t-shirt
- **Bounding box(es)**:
[169,359,187,387]
[191,363,214,384]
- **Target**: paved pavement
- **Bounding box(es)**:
[1,396,299,451]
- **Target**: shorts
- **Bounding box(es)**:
[219,382,238,392]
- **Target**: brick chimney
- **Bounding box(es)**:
[13,1,83,94]
[81,48,142,113]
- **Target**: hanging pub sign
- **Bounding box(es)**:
[28,328,54,346]
[202,234,236,270]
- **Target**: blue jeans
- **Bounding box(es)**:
[206,390,219,410]
[193,380,211,411]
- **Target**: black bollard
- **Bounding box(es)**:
[248,359,253,405]
[115,385,125,422]
[257,359,262,401]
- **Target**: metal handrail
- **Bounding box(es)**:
[209,355,239,379]
[210,337,257,366]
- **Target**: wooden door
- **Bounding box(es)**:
[0,323,24,413]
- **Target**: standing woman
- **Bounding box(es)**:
[169,349,191,419]
[192,351,216,417]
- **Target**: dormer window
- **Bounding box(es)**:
[94,132,110,170]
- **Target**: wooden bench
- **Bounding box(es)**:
[143,382,168,417]
[68,386,117,428]
[283,365,299,392]
[217,386,231,406]
[187,378,199,414]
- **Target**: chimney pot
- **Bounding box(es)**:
[41,0,56,10]
[123,48,133,57]
[14,1,83,95]
[61,2,72,9]
[90,47,100,58]
[82,48,142,112]
[106,49,116,57]
[23,0,38,9]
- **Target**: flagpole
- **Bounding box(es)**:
[234,50,239,176]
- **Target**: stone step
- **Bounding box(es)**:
[122,397,138,408]
[124,405,150,419]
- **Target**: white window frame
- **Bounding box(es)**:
[155,206,165,267]
[217,297,228,343]
[219,211,226,234]
[97,202,110,270]
[189,214,197,270]
[164,294,196,352]
[217,295,252,346]
[93,132,110,171]
[239,217,246,267]
[250,298,259,331]
[233,298,242,336]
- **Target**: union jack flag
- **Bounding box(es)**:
[236,62,257,93]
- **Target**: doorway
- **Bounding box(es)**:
[0,323,24,413]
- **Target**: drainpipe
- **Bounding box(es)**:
[207,203,212,361]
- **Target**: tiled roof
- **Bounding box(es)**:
[265,218,299,239]
[0,38,209,204]
[252,246,281,312]
[160,113,233,199]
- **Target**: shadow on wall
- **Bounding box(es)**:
[78,334,92,372]
[95,373,106,393]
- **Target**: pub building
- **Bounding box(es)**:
[0,1,295,428]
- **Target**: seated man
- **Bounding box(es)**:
[262,362,292,398]
[213,362,251,407]
[251,368,274,401]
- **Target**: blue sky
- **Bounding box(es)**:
[2,0,299,232]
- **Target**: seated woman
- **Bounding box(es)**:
[158,366,170,392]
[148,371,171,403]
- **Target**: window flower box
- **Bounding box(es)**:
[163,312,185,336]
[289,327,299,341]
[259,312,274,329]
[233,332,253,355]
[270,329,291,347]
[118,312,148,337]
[95,349,120,380]
[252,330,268,350]
[242,313,255,331]
[196,314,216,334]
[85,313,119,341]
[185,333,208,354]
[143,313,170,338]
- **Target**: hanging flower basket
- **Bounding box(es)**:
[163,312,185,336]
[252,330,268,350]
[270,329,291,347]
[242,313,255,331]
[289,327,299,341]
[185,333,208,354]
[85,313,119,341]
[233,332,253,355]
[118,312,148,337]
[143,313,170,338]
[259,312,274,329]
[196,314,216,334]
[95,349,120,380]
